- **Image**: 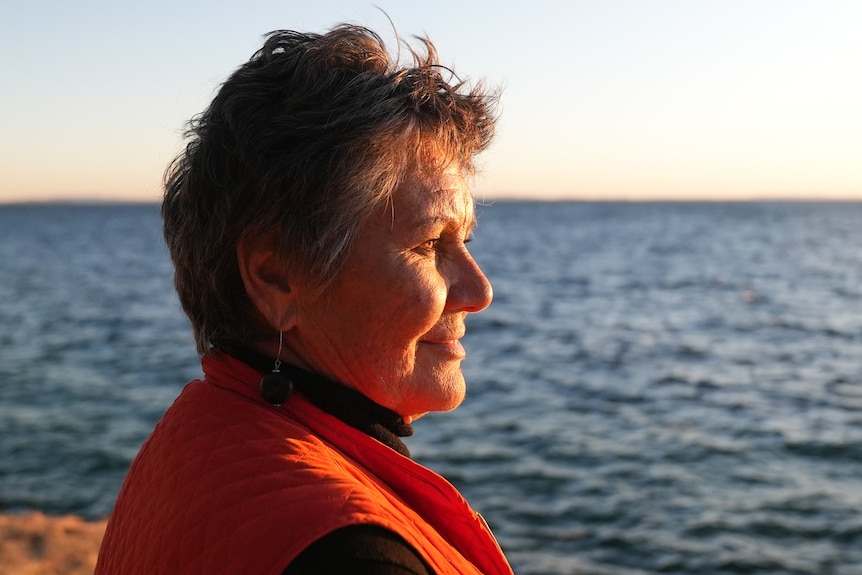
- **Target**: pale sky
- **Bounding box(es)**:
[1,0,860,202]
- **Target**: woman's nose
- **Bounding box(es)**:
[447,248,493,313]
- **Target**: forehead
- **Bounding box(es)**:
[389,167,475,230]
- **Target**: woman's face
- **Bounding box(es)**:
[286,166,493,419]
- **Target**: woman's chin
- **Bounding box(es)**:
[402,375,467,417]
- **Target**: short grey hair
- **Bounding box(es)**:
[162,25,499,355]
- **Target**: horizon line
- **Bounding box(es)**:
[3,196,862,206]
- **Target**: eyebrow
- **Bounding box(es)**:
[409,212,477,231]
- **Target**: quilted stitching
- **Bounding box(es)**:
[96,355,513,575]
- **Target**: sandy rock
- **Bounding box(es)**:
[0,512,107,575]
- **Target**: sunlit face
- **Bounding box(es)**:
[284,166,493,419]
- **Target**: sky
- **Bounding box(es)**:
[1,1,860,203]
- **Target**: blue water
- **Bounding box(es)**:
[2,201,862,574]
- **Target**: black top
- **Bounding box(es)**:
[283,525,433,575]
[229,349,435,575]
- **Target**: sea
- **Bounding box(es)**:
[1,201,861,574]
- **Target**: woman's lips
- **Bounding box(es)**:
[419,338,466,358]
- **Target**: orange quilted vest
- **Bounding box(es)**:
[96,354,514,575]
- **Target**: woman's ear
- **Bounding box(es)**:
[236,236,298,331]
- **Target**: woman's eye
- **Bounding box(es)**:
[420,238,441,251]
[415,232,472,255]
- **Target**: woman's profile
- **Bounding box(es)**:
[95,24,511,575]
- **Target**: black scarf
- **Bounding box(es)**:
[229,347,414,457]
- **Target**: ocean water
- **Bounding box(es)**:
[2,201,861,574]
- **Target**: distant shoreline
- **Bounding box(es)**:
[0,200,161,207]
[2,197,862,207]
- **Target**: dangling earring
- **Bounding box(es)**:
[259,330,294,406]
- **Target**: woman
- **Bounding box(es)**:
[96,24,512,575]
